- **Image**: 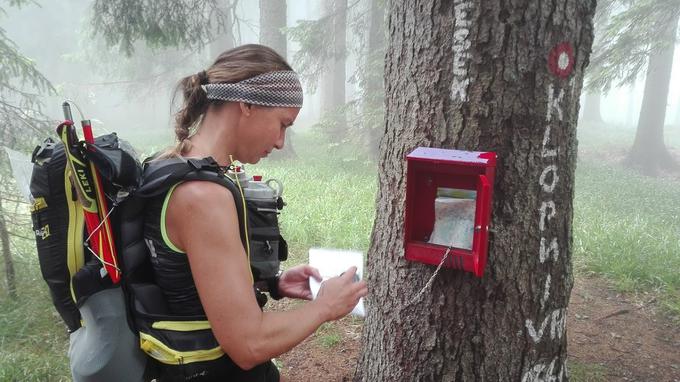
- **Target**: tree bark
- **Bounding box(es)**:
[363,0,386,157]
[0,196,17,300]
[581,91,603,124]
[320,0,347,141]
[356,1,595,381]
[625,10,679,175]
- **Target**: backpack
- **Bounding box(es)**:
[30,129,288,381]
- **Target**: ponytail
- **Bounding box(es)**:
[172,71,210,155]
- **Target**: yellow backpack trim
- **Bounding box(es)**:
[31,197,48,212]
[65,166,85,303]
[151,320,212,331]
[139,332,224,365]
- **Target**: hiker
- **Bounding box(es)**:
[146,44,368,380]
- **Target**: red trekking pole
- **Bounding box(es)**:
[57,102,120,283]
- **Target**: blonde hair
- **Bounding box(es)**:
[159,44,293,159]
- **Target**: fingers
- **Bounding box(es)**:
[349,279,368,298]
[306,266,323,282]
[339,268,367,300]
[340,266,358,281]
[356,281,368,298]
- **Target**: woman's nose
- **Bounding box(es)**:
[274,130,286,149]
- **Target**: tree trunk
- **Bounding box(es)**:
[625,84,638,127]
[625,10,679,175]
[363,0,386,157]
[320,0,347,141]
[209,0,235,61]
[320,0,335,118]
[581,91,603,124]
[675,101,680,128]
[259,0,297,160]
[356,1,595,381]
[0,196,17,300]
[259,0,287,57]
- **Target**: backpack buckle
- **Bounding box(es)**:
[186,158,203,170]
[187,157,220,172]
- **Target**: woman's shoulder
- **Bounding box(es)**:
[172,180,236,209]
[165,180,239,250]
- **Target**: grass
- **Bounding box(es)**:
[315,323,343,349]
[574,126,680,317]
[246,132,377,264]
[0,260,71,381]
[568,360,607,382]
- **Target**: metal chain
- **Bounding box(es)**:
[405,246,452,307]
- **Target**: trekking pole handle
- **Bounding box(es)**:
[62,101,73,122]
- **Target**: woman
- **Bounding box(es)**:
[145,44,368,381]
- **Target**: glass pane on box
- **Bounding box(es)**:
[428,187,476,250]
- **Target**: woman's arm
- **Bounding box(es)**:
[167,181,367,370]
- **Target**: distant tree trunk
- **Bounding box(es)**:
[582,91,603,124]
[363,0,385,157]
[625,11,679,175]
[0,197,17,300]
[355,0,596,381]
[320,0,335,121]
[259,0,287,56]
[260,0,297,160]
[209,0,236,60]
[320,0,347,141]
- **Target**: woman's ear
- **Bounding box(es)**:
[238,102,252,117]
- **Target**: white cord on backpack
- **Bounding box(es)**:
[83,205,121,274]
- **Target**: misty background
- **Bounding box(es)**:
[0,0,679,380]
[1,1,680,159]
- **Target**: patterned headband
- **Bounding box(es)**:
[201,70,303,108]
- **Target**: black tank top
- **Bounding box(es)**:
[143,183,205,315]
[140,170,279,381]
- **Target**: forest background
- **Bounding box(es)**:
[0,0,679,380]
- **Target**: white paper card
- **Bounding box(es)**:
[308,248,365,317]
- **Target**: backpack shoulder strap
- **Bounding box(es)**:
[137,157,220,197]
[135,157,247,245]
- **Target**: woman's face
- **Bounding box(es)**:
[235,105,300,164]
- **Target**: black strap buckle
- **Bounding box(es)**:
[186,157,220,172]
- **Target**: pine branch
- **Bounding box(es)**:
[0,28,54,94]
[91,0,225,55]
[0,196,29,205]
[588,0,680,91]
[8,231,32,241]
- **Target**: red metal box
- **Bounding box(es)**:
[404,147,496,277]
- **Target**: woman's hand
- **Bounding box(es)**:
[314,266,368,322]
[278,265,322,300]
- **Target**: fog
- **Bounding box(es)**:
[1,2,680,380]
[2,0,361,145]
[594,68,680,127]
[3,2,680,152]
